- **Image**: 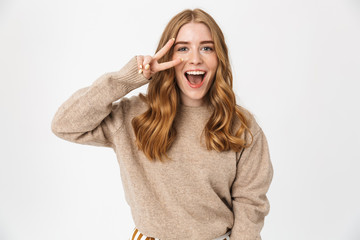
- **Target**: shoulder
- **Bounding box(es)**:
[234,104,262,138]
[122,94,147,109]
[113,94,148,117]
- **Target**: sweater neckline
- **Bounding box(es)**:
[178,103,213,113]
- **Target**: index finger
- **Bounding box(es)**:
[153,38,175,60]
[155,57,183,72]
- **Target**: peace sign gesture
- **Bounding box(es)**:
[137,38,183,80]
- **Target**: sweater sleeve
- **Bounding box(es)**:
[230,128,274,240]
[51,57,149,148]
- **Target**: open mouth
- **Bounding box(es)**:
[184,70,206,88]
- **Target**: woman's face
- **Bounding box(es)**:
[172,22,218,107]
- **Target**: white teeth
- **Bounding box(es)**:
[186,71,205,75]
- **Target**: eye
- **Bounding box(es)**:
[201,46,214,51]
[177,47,188,52]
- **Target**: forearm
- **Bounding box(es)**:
[51,57,149,146]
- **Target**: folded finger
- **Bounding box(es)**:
[153,38,175,60]
[142,55,153,79]
[143,55,153,70]
[136,55,144,73]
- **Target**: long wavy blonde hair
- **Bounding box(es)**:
[132,8,253,161]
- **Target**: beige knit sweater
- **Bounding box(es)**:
[51,57,273,240]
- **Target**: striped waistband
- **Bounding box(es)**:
[130,227,232,240]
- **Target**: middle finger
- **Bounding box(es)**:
[142,55,153,70]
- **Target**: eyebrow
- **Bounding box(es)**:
[174,40,214,46]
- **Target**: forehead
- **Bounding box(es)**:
[176,22,213,41]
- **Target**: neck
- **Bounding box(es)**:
[180,96,209,107]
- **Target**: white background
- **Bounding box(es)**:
[1,0,359,239]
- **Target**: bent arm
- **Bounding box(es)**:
[51,57,149,148]
[230,129,274,240]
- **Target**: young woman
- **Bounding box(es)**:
[51,8,273,240]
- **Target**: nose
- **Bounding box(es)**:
[189,49,203,65]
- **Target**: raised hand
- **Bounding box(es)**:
[137,38,183,79]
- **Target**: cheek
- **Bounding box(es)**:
[210,57,219,72]
[173,60,185,77]
[174,65,182,78]
[207,58,218,85]
[175,74,184,89]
